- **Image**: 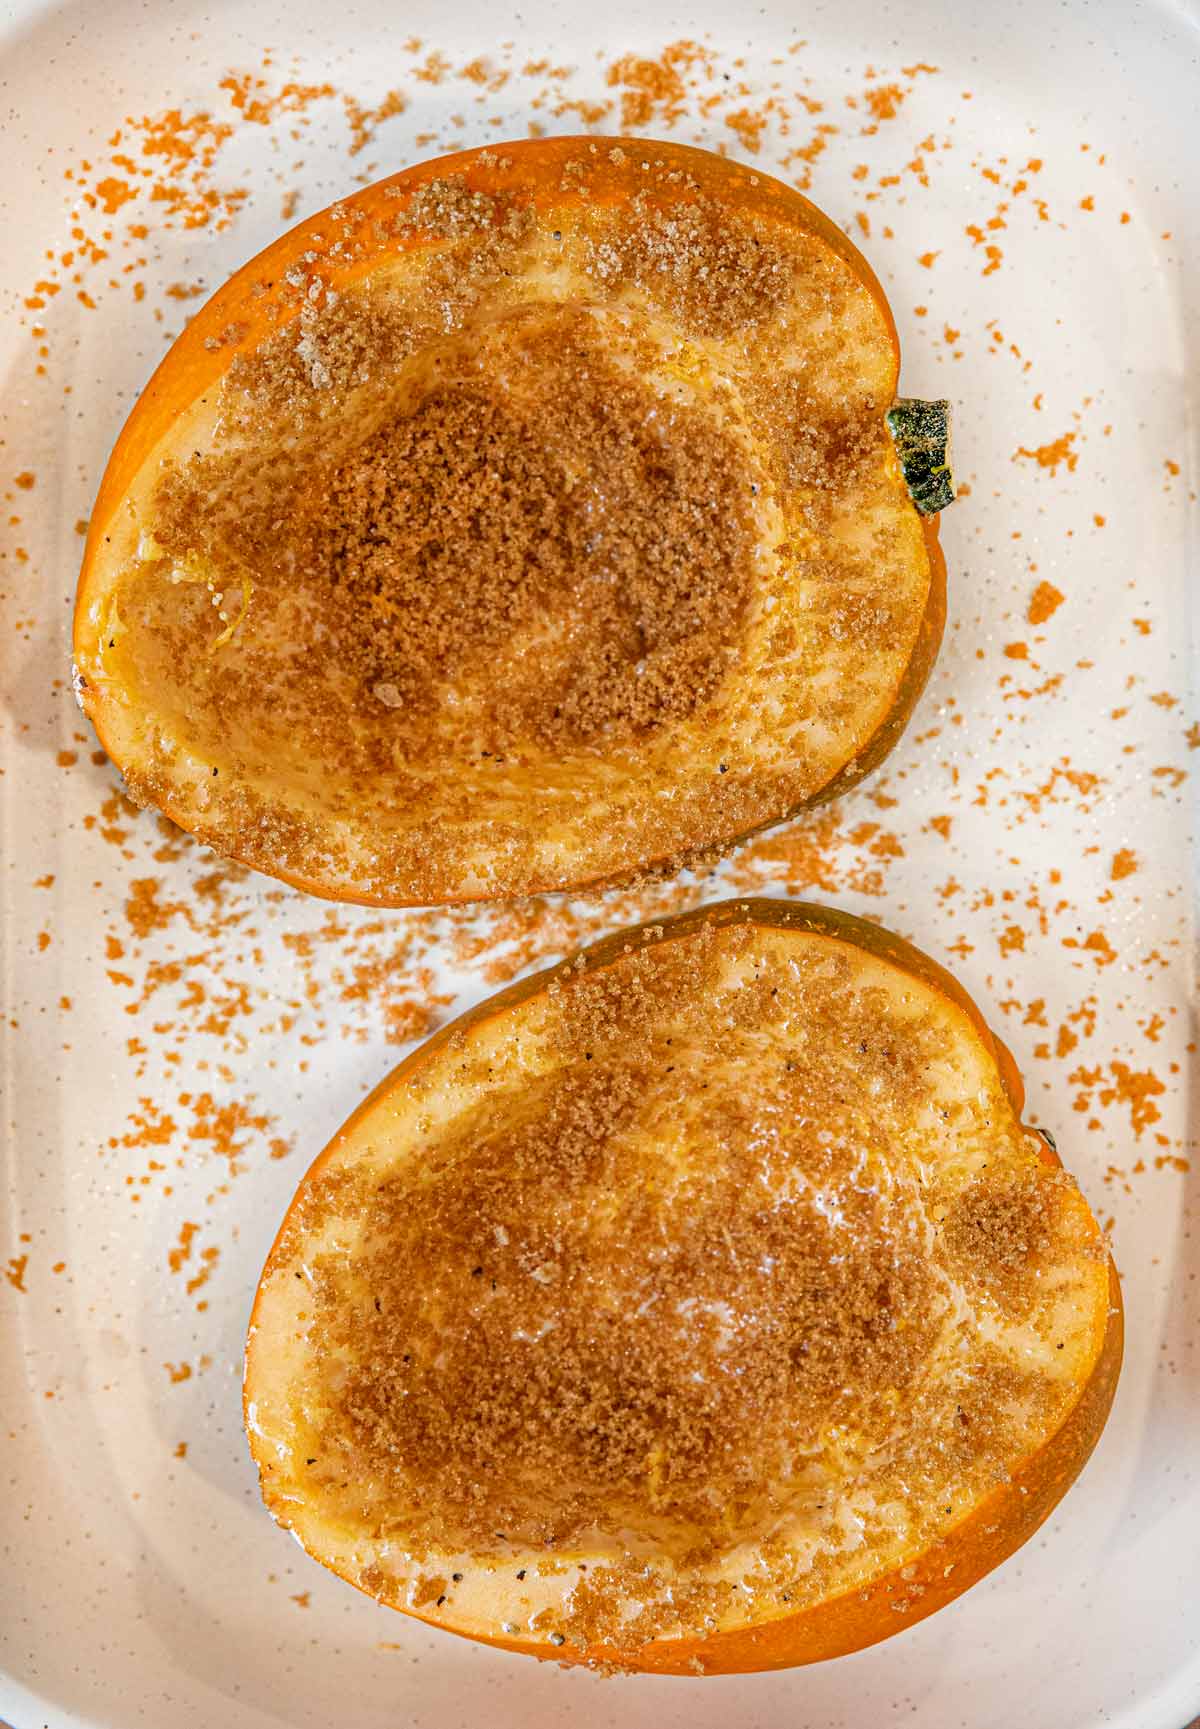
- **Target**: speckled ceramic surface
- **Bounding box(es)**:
[1,1,1197,1725]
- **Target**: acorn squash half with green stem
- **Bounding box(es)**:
[75,138,953,905]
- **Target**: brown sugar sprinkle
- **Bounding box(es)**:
[388,171,520,237]
[940,1175,1057,1298]
[585,192,801,336]
[311,310,754,748]
[292,924,1082,1582]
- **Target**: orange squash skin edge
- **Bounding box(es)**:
[244,897,1121,1673]
[75,137,946,908]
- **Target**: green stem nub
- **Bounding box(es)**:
[886,398,955,516]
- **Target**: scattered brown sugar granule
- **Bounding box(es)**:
[940,1173,1056,1298]
[585,192,801,335]
[390,172,506,238]
[295,926,1046,1561]
[746,364,887,522]
[221,291,418,422]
